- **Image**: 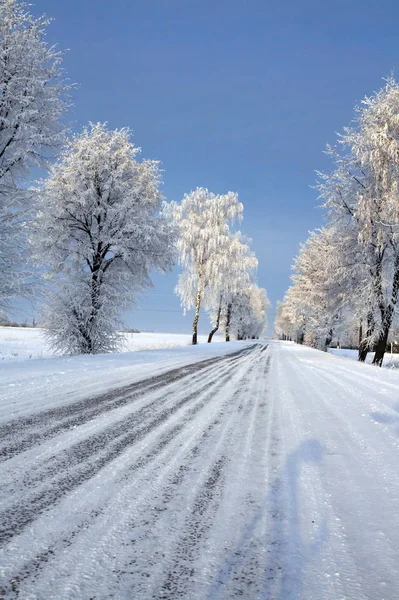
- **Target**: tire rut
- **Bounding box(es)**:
[0,349,256,546]
[5,353,237,495]
[1,366,241,599]
[158,455,228,599]
[1,347,263,599]
[0,345,257,461]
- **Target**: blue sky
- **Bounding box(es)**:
[30,0,399,333]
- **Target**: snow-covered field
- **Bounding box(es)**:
[2,340,399,599]
[0,327,223,361]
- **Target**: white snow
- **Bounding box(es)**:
[0,333,232,421]
[329,346,399,369]
[2,340,399,599]
[0,326,224,361]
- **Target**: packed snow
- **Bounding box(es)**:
[2,340,399,599]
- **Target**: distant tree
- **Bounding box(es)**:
[0,0,70,314]
[228,285,269,341]
[168,187,243,344]
[33,123,175,355]
[288,227,355,351]
[206,232,258,342]
[275,285,309,345]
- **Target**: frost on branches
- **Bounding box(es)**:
[168,188,269,343]
[0,0,70,312]
[33,123,175,355]
[167,188,243,344]
[277,77,399,365]
[276,227,357,350]
[227,284,270,341]
[206,232,258,342]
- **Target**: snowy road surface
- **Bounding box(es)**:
[2,341,399,599]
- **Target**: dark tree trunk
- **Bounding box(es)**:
[192,265,202,345]
[297,331,304,345]
[372,258,399,366]
[358,341,369,362]
[225,303,232,342]
[85,245,105,354]
[208,304,222,343]
[192,290,201,345]
[358,313,374,362]
[324,328,333,351]
[372,326,389,366]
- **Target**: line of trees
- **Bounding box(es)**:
[167,188,269,345]
[1,0,269,354]
[275,78,399,366]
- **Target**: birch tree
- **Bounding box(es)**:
[206,232,257,342]
[168,187,243,344]
[33,123,175,355]
[0,0,70,313]
[228,284,269,340]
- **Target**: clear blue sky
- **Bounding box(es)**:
[31,0,399,333]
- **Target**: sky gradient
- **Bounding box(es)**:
[29,0,399,333]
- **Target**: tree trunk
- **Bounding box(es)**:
[324,328,333,351]
[192,287,201,345]
[225,303,232,342]
[372,257,399,366]
[358,341,369,362]
[192,263,203,345]
[372,326,389,366]
[84,247,104,354]
[358,313,374,362]
[208,304,221,343]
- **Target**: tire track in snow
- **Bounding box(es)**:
[1,362,243,599]
[159,455,228,599]
[131,348,271,599]
[3,350,242,499]
[195,350,283,600]
[0,345,256,462]
[0,351,249,546]
[1,343,270,600]
[84,350,266,599]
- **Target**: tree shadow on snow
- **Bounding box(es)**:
[207,439,328,599]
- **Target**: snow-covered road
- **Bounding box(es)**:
[2,341,399,599]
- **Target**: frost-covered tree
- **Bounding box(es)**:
[206,232,258,342]
[33,123,175,355]
[275,301,291,340]
[276,225,360,350]
[228,284,269,340]
[319,78,399,365]
[278,78,399,365]
[275,285,310,345]
[291,227,356,350]
[168,187,243,344]
[0,0,70,312]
